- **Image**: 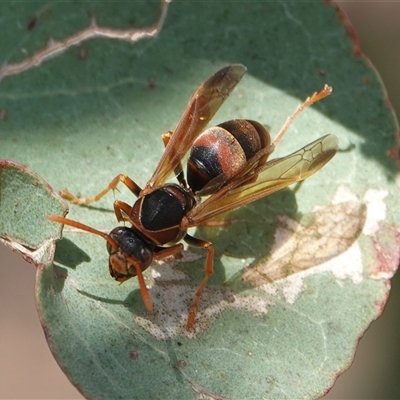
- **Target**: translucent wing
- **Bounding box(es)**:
[188,134,338,225]
[144,64,247,191]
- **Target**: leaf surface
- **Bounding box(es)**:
[1,1,399,399]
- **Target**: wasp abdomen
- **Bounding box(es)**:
[187,119,270,193]
[187,127,246,193]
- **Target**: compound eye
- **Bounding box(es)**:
[106,241,115,256]
[106,226,126,255]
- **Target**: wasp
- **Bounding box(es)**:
[48,64,338,329]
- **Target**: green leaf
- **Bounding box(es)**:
[0,160,67,266]
[1,1,399,399]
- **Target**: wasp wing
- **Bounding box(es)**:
[145,64,247,190]
[188,134,338,225]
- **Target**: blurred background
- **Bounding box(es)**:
[1,2,399,399]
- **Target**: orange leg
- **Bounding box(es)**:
[183,234,215,329]
[127,244,183,314]
[113,200,133,223]
[61,174,142,205]
[272,84,332,147]
[125,255,153,313]
[123,245,190,315]
[153,243,184,260]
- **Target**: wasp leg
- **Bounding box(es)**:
[128,244,183,316]
[183,234,214,329]
[113,200,133,223]
[125,244,185,318]
[61,174,142,205]
[153,243,184,260]
[273,84,332,147]
[162,131,187,187]
[125,255,153,313]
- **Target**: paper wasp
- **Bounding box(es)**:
[48,64,338,329]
